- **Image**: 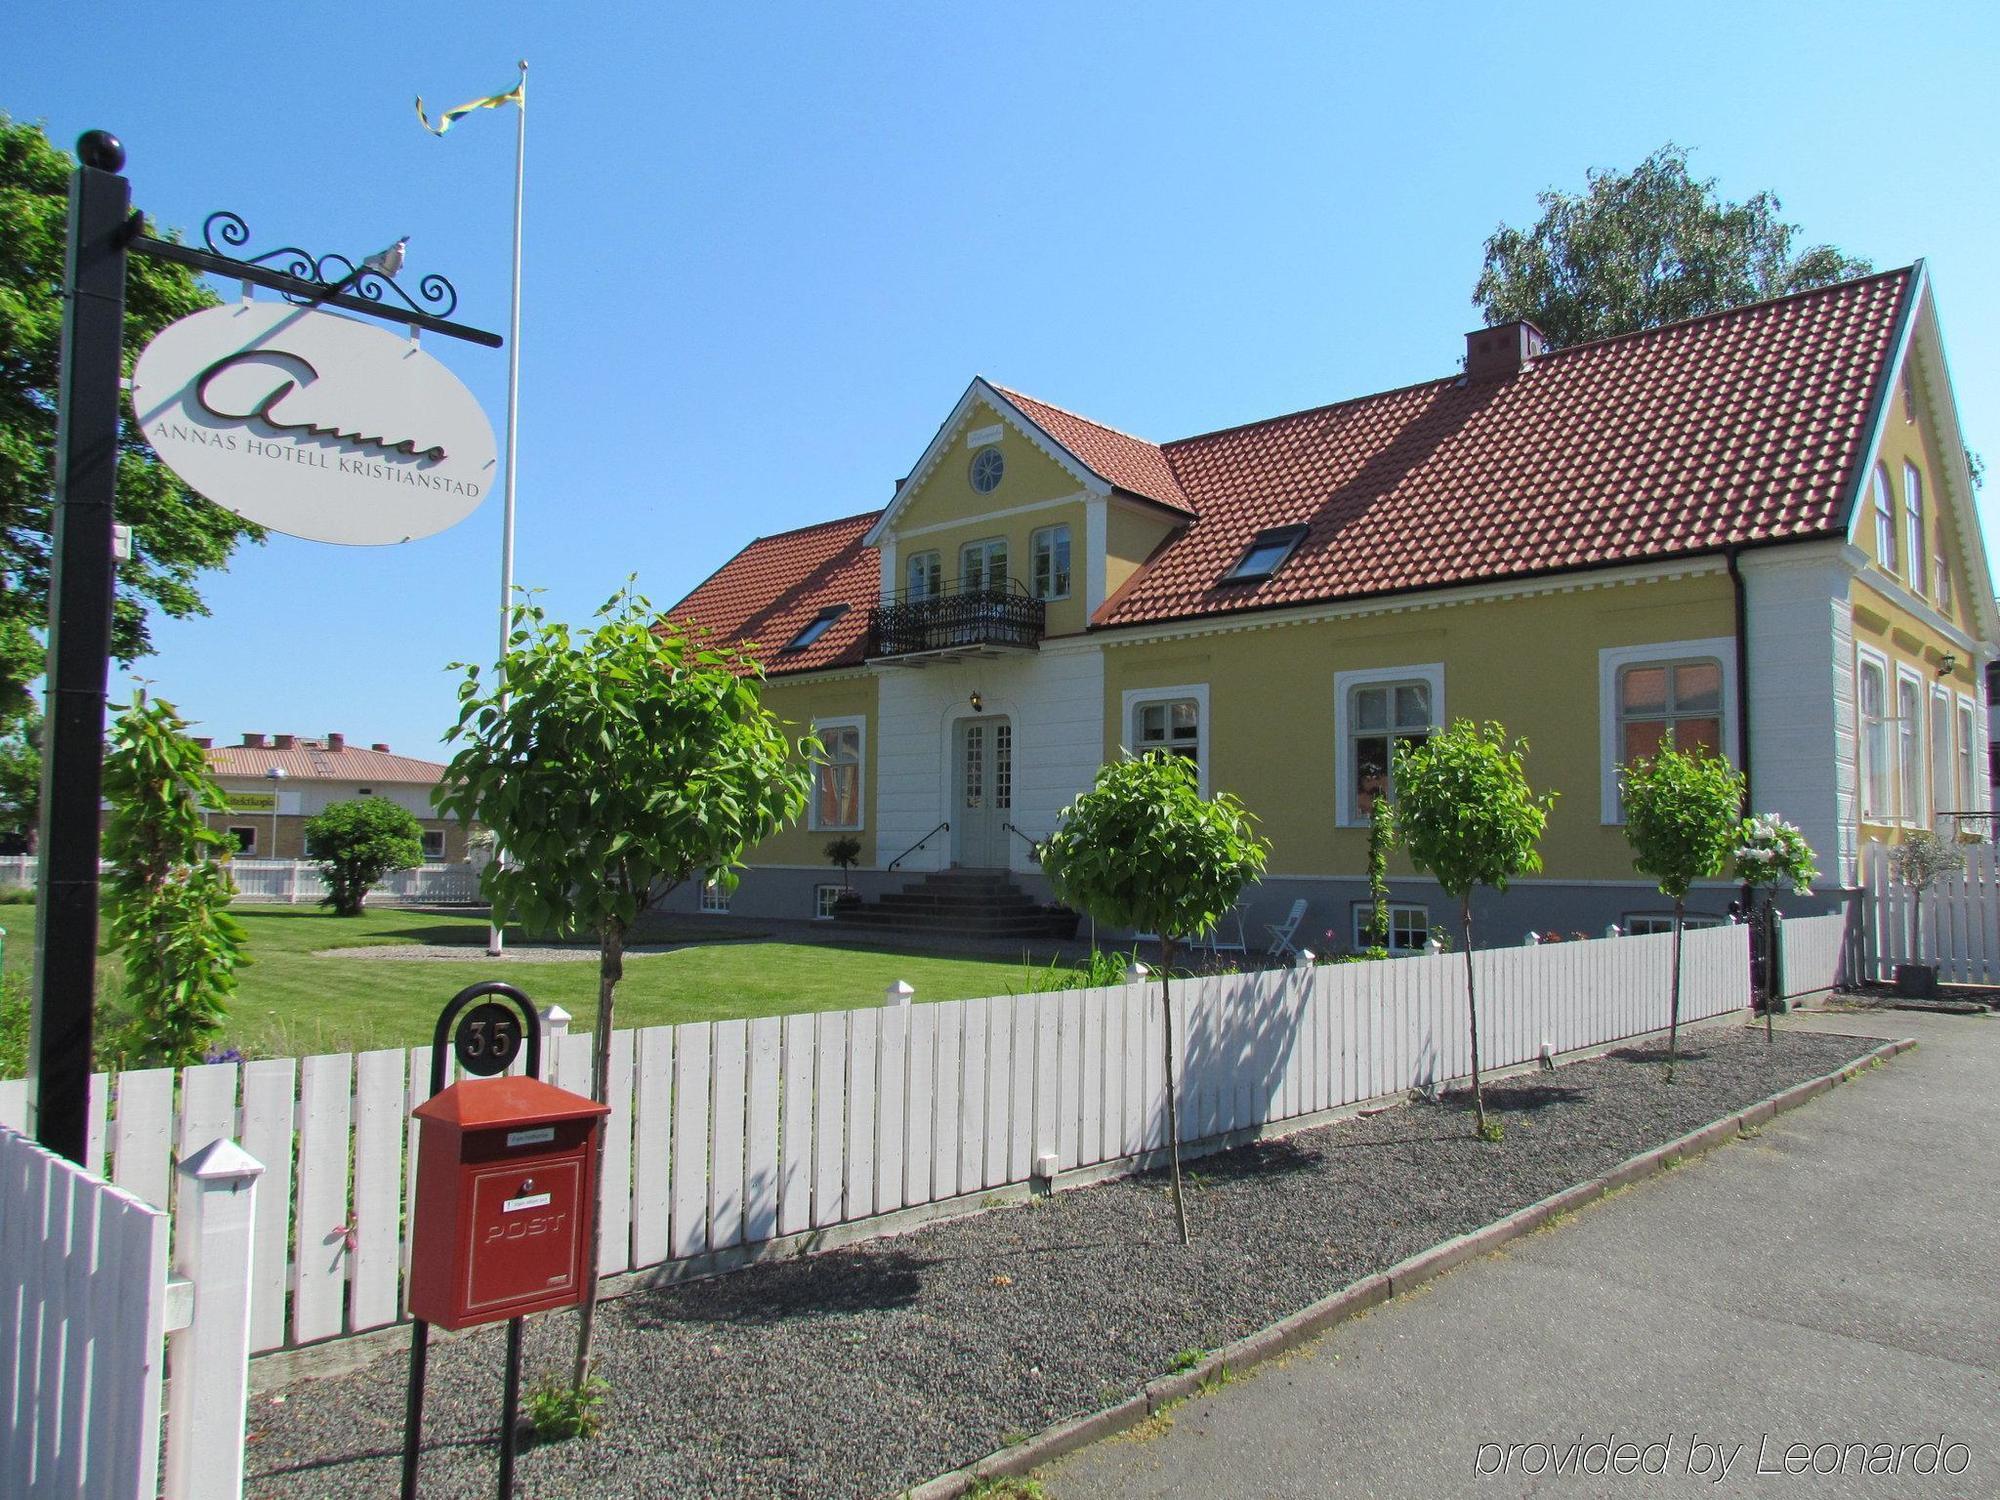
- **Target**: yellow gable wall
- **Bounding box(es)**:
[1849,332,1982,635]
[1102,571,1736,884]
[1849,576,1983,843]
[1106,502,1183,604]
[886,399,1095,637]
[741,672,880,866]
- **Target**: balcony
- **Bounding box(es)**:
[866,578,1046,663]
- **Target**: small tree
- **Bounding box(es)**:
[1621,748,1745,1074]
[1394,722,1555,1139]
[1038,754,1268,1244]
[1359,794,1395,955]
[304,799,424,917]
[825,835,862,891]
[1732,814,1819,1038]
[439,583,812,1389]
[101,688,249,1065]
[1889,830,1965,971]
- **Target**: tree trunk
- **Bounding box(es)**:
[1461,897,1485,1135]
[570,918,624,1391]
[1911,888,1924,968]
[1667,895,1685,1077]
[1762,897,1775,1045]
[1159,937,1190,1246]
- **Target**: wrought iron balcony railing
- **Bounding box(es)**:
[866,577,1046,659]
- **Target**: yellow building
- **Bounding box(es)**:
[668,266,1994,949]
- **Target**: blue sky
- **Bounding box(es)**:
[8,2,1998,760]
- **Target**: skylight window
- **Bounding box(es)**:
[782,606,847,652]
[1222,525,1307,583]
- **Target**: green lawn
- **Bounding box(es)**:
[0,899,1064,1059]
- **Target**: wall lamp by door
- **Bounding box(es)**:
[969,692,983,712]
[1938,652,1959,679]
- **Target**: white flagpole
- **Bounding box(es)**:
[488,58,527,958]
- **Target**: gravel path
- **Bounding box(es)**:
[244,1024,1884,1500]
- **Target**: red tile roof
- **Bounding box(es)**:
[208,742,445,783]
[1104,267,1913,627]
[670,268,1915,667]
[669,510,882,673]
[991,385,1195,515]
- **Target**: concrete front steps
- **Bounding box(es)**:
[832,869,1080,939]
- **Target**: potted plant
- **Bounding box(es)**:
[1888,829,1964,998]
[824,835,863,904]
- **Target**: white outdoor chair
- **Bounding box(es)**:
[1202,906,1248,956]
[1264,899,1308,961]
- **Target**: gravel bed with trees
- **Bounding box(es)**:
[245,1023,1885,1500]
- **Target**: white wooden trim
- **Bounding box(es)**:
[1084,496,1109,617]
[1596,637,1737,824]
[1119,682,1210,796]
[1332,662,1444,827]
[891,490,1092,542]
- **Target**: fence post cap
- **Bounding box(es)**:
[543,1004,572,1025]
[884,980,914,1005]
[177,1137,265,1184]
[1125,961,1150,983]
[1293,948,1316,968]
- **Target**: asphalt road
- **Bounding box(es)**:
[1046,1010,1999,1499]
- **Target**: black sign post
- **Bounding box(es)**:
[27,131,500,1165]
[403,981,543,1500]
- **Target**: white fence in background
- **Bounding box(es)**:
[1777,911,1847,1001]
[1861,840,2000,983]
[0,855,481,906]
[0,924,1749,1359]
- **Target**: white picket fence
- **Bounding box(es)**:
[0,924,1749,1360]
[1777,911,1847,1001]
[0,855,481,906]
[1861,839,2000,983]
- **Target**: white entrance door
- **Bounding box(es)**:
[953,716,1011,868]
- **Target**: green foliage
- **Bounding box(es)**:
[1621,749,1744,900]
[303,798,424,917]
[1167,1347,1206,1374]
[1394,722,1555,902]
[100,687,248,1065]
[1038,754,1269,943]
[439,585,813,948]
[1888,828,1965,894]
[1021,947,1134,994]
[1394,721,1553,1137]
[0,708,39,845]
[1475,1117,1505,1144]
[824,834,862,889]
[523,1374,607,1442]
[0,117,262,720]
[0,971,26,1078]
[1732,814,1818,895]
[1473,143,1871,350]
[1362,795,1395,949]
[966,1479,1049,1500]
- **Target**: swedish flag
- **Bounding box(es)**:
[415,68,526,135]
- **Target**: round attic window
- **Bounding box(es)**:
[970,446,1005,494]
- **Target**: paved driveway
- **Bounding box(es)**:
[1046,1011,1999,1499]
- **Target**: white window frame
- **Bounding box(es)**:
[1904,462,1927,598]
[1333,663,1445,828]
[1930,684,1953,830]
[808,715,867,832]
[1956,693,1981,816]
[1857,646,1891,822]
[420,828,446,861]
[1597,638,1737,824]
[814,883,844,920]
[1351,900,1430,955]
[1874,463,1898,575]
[1896,666,1926,826]
[700,875,731,914]
[1030,524,1071,601]
[1622,911,1724,936]
[1121,683,1209,796]
[905,549,941,599]
[959,537,1007,591]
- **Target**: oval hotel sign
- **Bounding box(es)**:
[132,302,498,545]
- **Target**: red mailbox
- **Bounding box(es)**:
[408,1075,610,1330]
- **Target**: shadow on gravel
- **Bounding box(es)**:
[1463,1081,1591,1113]
[1183,1137,1324,1183]
[624,1249,927,1328]
[1606,1045,1712,1066]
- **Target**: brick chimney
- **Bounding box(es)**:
[241,732,266,748]
[273,733,296,750]
[1465,320,1548,382]
[371,742,390,752]
[327,732,346,751]
[193,736,213,750]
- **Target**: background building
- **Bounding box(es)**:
[198,733,468,862]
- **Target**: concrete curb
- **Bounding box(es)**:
[893,1034,1916,1500]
